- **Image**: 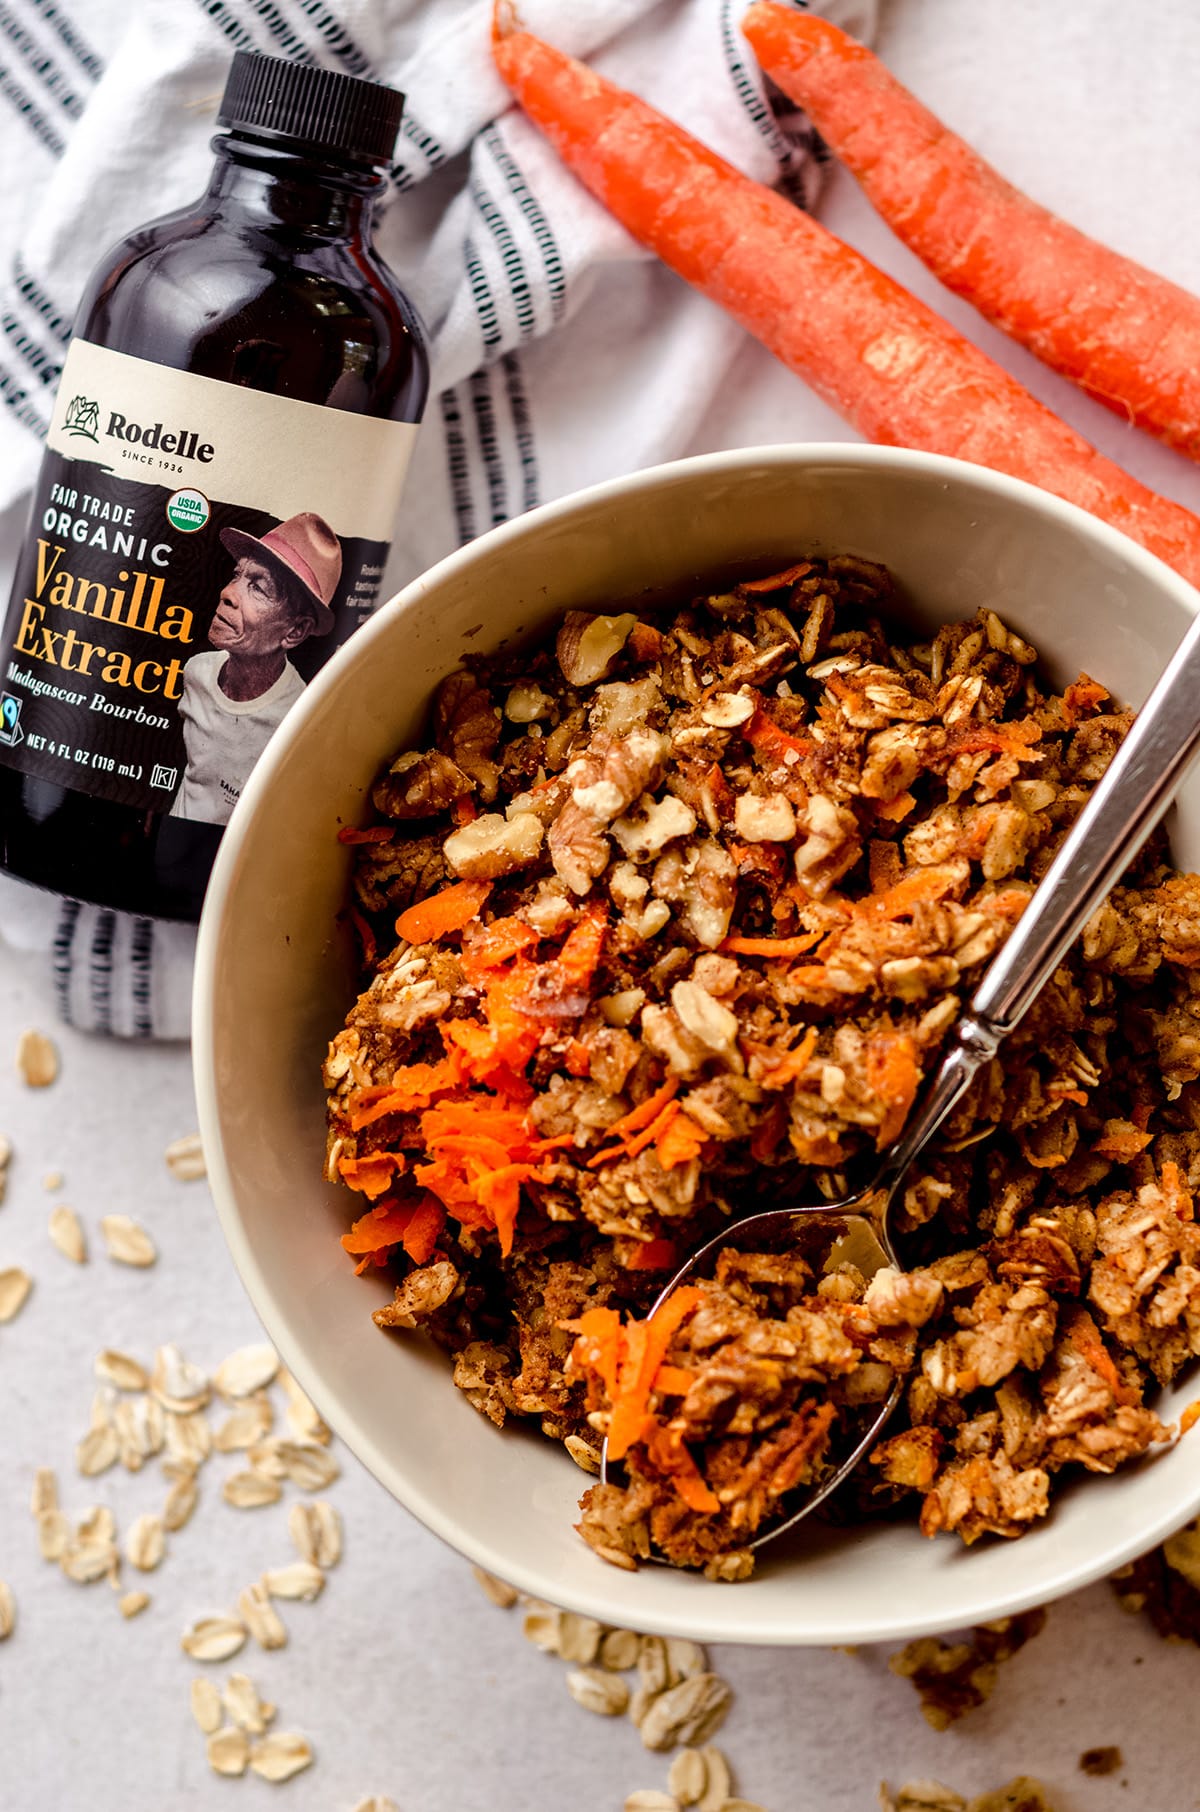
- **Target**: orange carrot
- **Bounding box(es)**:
[655,1110,708,1171]
[337,1151,403,1199]
[340,1198,417,1256]
[624,1238,679,1271]
[743,4,1200,465]
[395,880,492,945]
[722,932,821,958]
[337,823,393,845]
[606,1285,704,1461]
[491,12,1200,586]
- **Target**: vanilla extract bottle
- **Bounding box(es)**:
[0,51,428,919]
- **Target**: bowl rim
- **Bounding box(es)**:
[193,441,1200,1644]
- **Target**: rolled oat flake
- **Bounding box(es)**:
[0,51,428,920]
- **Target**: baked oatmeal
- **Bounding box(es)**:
[322,556,1200,1577]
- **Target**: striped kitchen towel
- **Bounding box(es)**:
[0,0,875,1038]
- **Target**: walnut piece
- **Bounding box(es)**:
[556,611,637,687]
[734,792,796,843]
[444,811,544,879]
[372,748,472,820]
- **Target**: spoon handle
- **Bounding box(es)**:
[879,606,1200,1191]
[973,605,1200,1031]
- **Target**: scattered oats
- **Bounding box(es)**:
[559,1611,603,1664]
[0,1580,14,1639]
[262,1562,324,1603]
[191,1676,223,1734]
[76,1505,115,1546]
[628,1686,659,1728]
[114,1395,165,1472]
[95,1349,149,1392]
[30,1467,58,1516]
[214,1394,273,1452]
[352,1801,400,1812]
[248,1438,287,1480]
[0,1266,32,1323]
[126,1512,165,1572]
[165,1132,206,1181]
[638,1635,671,1694]
[278,1369,331,1444]
[207,1728,250,1778]
[248,1732,313,1783]
[288,1499,341,1569]
[879,1786,966,1812]
[61,1537,117,1584]
[271,1439,339,1491]
[639,1674,733,1753]
[48,1206,86,1264]
[223,1471,282,1510]
[720,1802,769,1811]
[16,1028,58,1087]
[665,1638,707,1684]
[164,1411,212,1469]
[696,1746,733,1812]
[182,1615,248,1662]
[669,1750,708,1807]
[237,1582,287,1650]
[119,1590,150,1619]
[151,1344,209,1412]
[214,1343,278,1401]
[224,1671,275,1735]
[99,1215,156,1268]
[472,1565,518,1608]
[76,1424,119,1478]
[567,1666,630,1716]
[42,1170,63,1191]
[36,1509,69,1561]
[624,1795,679,1811]
[599,1627,641,1671]
[522,1607,561,1653]
[163,1468,199,1532]
[564,1433,601,1474]
[89,1386,116,1431]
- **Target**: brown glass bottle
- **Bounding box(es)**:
[0,53,428,920]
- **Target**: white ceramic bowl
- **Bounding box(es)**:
[194,444,1200,1646]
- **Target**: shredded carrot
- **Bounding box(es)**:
[340,1198,419,1257]
[744,708,812,763]
[493,9,1200,587]
[875,790,916,823]
[337,823,393,845]
[1063,677,1111,725]
[655,1111,708,1170]
[864,1031,921,1149]
[348,904,378,972]
[395,880,492,945]
[564,1037,591,1077]
[644,1420,721,1513]
[738,561,813,593]
[606,1286,705,1461]
[460,916,539,977]
[451,794,479,827]
[402,1193,446,1264]
[652,1365,696,1395]
[336,1152,403,1199]
[600,1078,679,1146]
[623,1238,679,1271]
[1181,1400,1200,1436]
[759,1025,819,1091]
[722,932,821,957]
[560,1305,622,1400]
[345,1058,464,1130]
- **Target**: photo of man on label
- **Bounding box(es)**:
[170,510,339,825]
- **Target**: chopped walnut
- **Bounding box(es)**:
[443,810,544,879]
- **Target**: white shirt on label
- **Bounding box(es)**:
[170,650,305,826]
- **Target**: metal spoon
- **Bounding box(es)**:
[603,602,1200,1548]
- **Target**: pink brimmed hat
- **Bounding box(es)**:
[220,510,342,635]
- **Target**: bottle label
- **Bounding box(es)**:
[0,339,418,825]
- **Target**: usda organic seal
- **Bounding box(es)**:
[166,488,210,533]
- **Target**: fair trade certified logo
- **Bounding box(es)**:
[166,489,210,533]
[0,693,24,747]
[63,396,100,443]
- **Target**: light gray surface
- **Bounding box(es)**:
[6,0,1200,1805]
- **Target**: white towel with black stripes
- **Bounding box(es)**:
[0,0,875,1039]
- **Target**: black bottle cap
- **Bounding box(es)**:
[217,51,405,167]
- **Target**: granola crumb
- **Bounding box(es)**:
[1078,1747,1122,1776]
[887,1611,1047,1729]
